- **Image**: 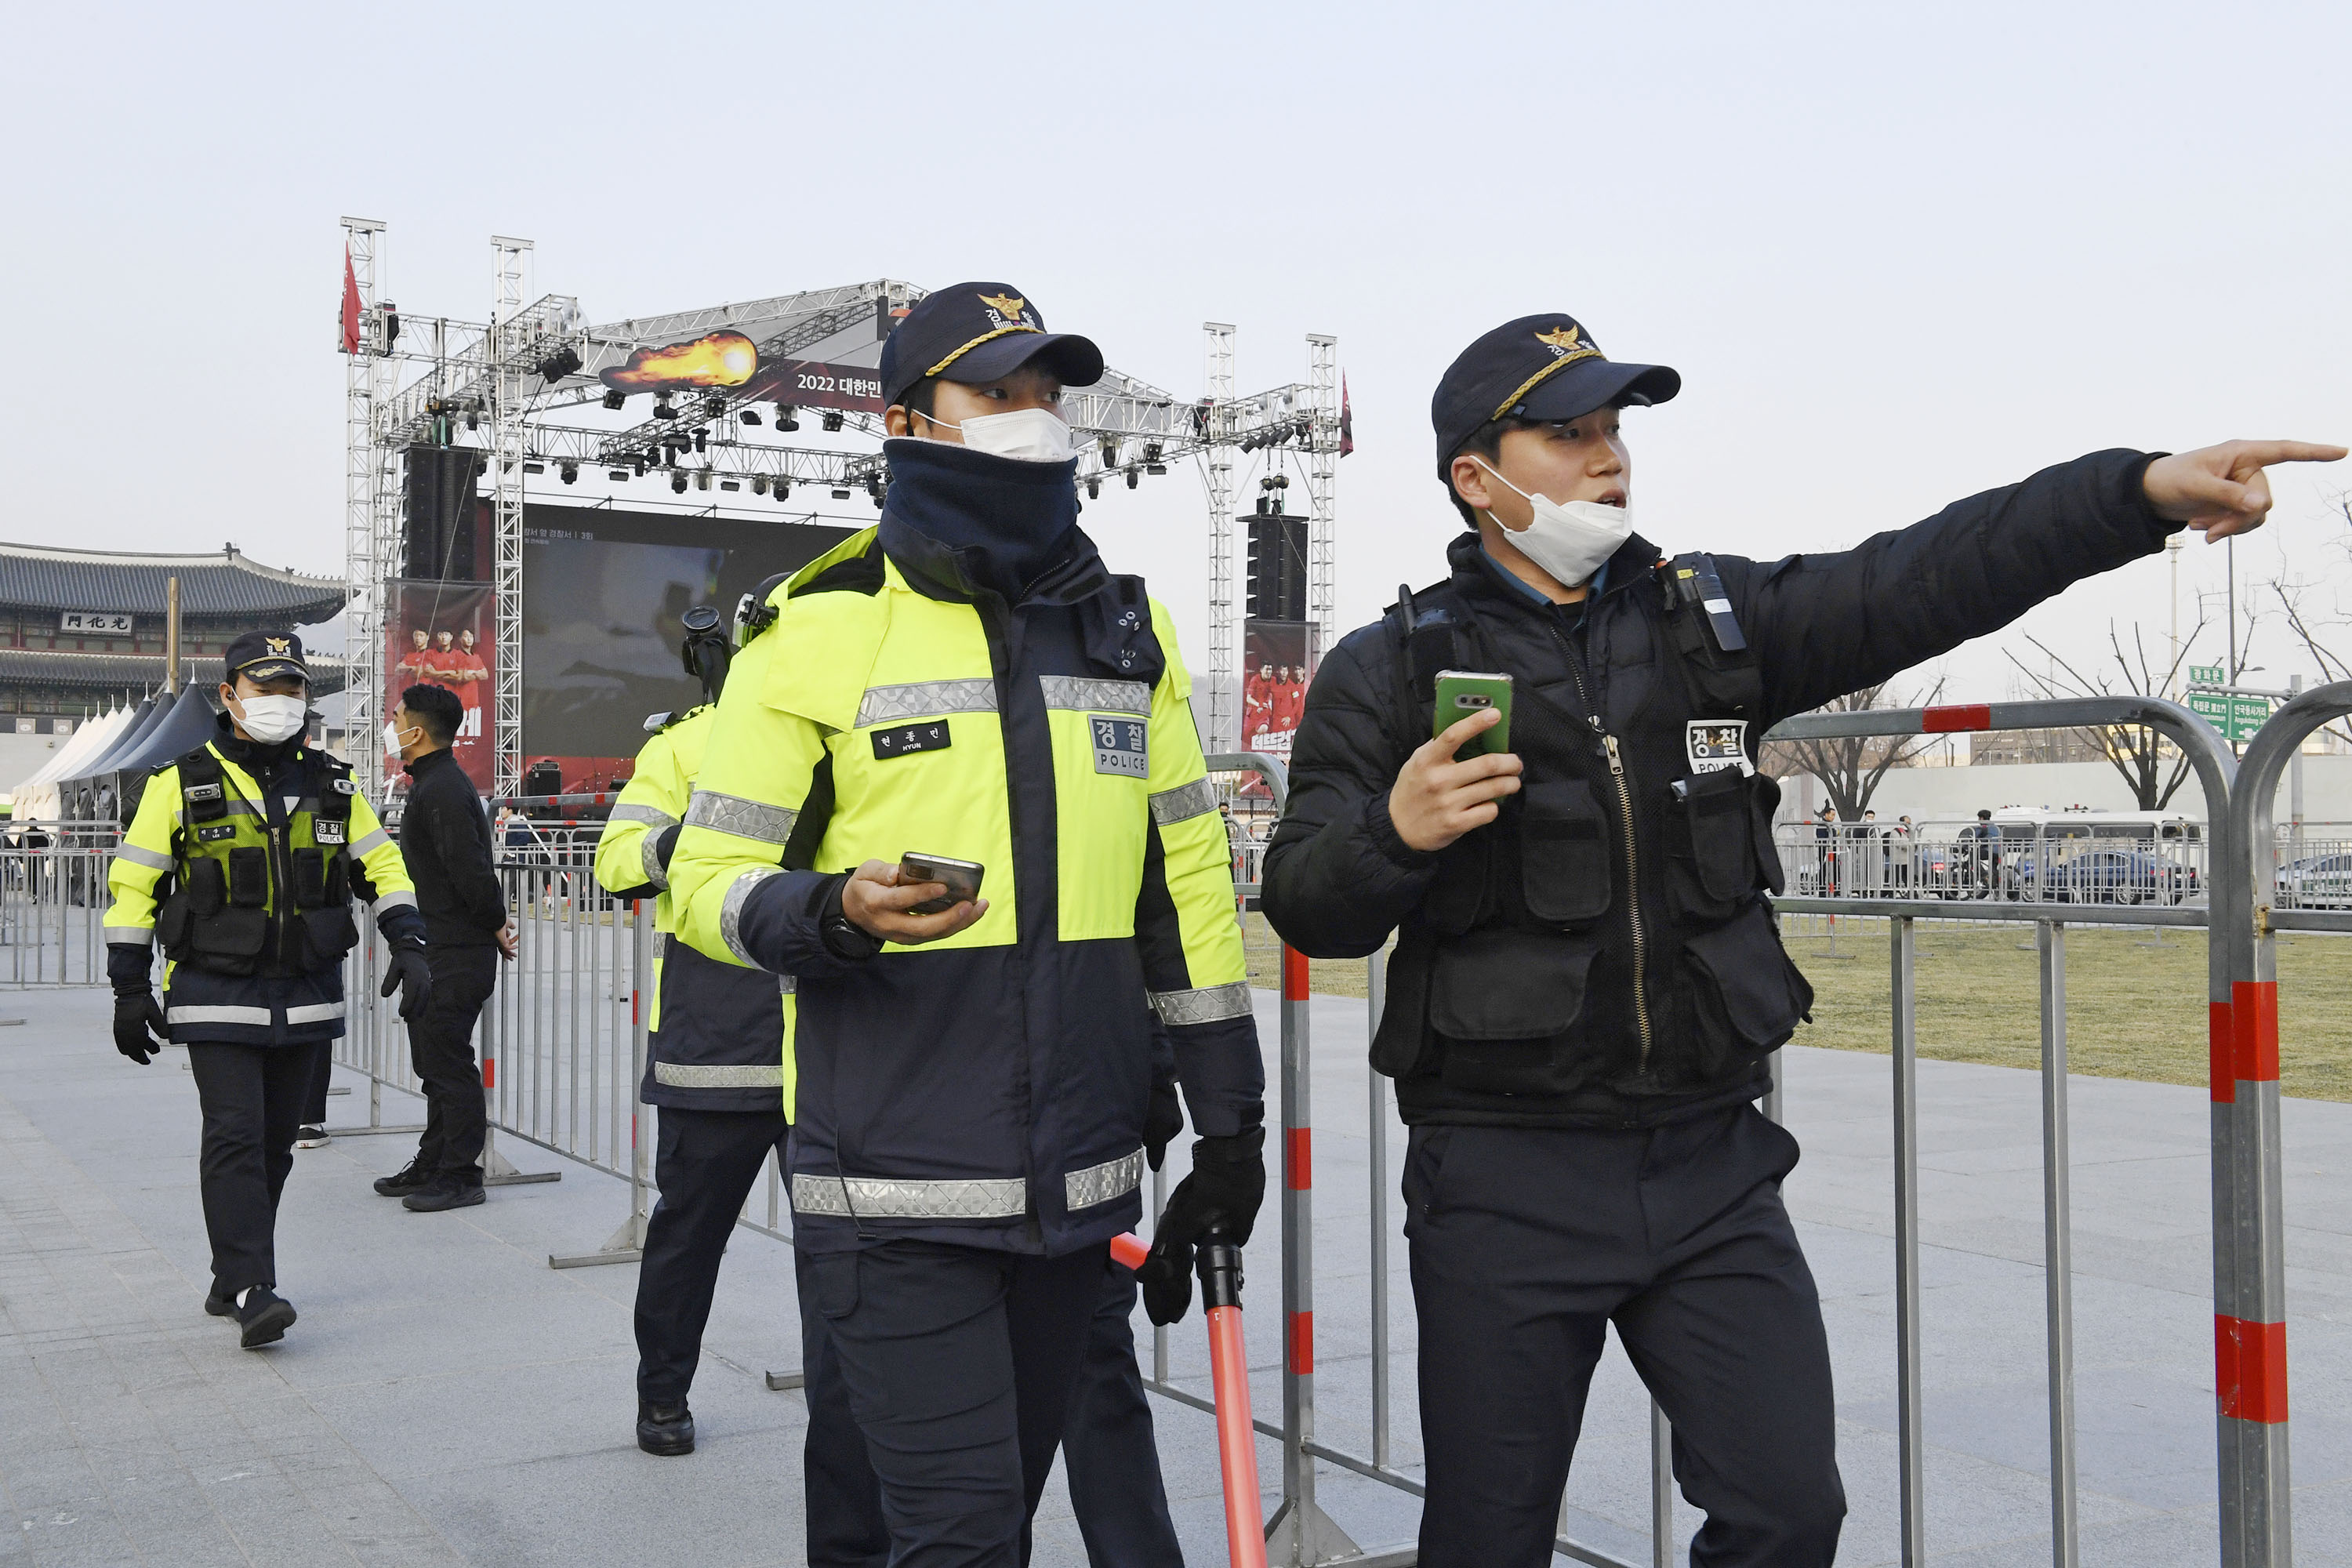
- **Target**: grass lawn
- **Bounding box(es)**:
[1239,911,2352,1104]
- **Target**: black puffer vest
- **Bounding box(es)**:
[1371,540,1813,1123]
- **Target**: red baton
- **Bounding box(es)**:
[1112,1230,1266,1568]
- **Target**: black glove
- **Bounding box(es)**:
[1137,1127,1266,1327]
[380,935,434,1022]
[1144,1073,1185,1172]
[112,992,166,1065]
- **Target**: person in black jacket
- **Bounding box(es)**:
[1261,310,2341,1568]
[373,683,515,1213]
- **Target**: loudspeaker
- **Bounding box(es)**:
[403,448,485,580]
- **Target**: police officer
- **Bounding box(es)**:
[591,601,825,1460]
[668,282,1265,1564]
[107,630,431,1348]
[1261,312,2343,1567]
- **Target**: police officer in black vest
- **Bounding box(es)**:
[1261,312,2341,1566]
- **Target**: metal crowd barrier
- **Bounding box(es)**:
[0,826,117,987]
[120,688,2337,1566]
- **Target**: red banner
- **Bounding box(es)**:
[1242,620,1316,761]
[385,581,495,793]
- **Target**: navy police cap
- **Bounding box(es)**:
[1430,313,1680,483]
[223,629,310,685]
[879,282,1105,409]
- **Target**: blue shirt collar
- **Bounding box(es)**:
[1477,546,1606,609]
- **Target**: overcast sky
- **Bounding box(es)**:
[4,2,2346,702]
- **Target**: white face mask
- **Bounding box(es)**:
[235,693,307,746]
[918,406,1074,464]
[383,720,423,757]
[1473,457,1633,589]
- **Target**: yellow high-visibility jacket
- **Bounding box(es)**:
[669,515,1262,1256]
[105,727,420,1047]
[594,704,793,1115]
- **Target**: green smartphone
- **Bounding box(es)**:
[1432,670,1514,756]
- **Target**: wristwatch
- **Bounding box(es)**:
[819,877,882,961]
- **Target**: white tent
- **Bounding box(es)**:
[9,705,135,822]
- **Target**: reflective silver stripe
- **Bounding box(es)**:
[686,789,799,846]
[639,830,669,892]
[166,1004,273,1026]
[1040,675,1149,716]
[350,828,390,858]
[791,1172,1028,1220]
[1151,981,1254,1025]
[285,1001,346,1025]
[780,974,797,995]
[103,925,153,945]
[720,867,781,967]
[112,843,173,872]
[655,1062,785,1088]
[1149,776,1220,827]
[1064,1149,1145,1211]
[608,803,678,826]
[856,679,997,728]
[373,889,419,913]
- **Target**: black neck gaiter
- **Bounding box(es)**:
[879,436,1079,601]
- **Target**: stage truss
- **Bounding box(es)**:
[339,222,1338,793]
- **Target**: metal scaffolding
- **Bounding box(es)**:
[339,229,1337,788]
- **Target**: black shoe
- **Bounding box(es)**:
[295,1125,330,1149]
[637,1399,695,1456]
[373,1159,432,1197]
[402,1179,486,1213]
[203,1287,235,1317]
[234,1287,296,1349]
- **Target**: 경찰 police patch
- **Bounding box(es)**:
[314,820,347,844]
[1091,715,1148,778]
[1686,720,1753,775]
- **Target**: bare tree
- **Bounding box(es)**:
[2265,503,2352,748]
[2002,618,2205,808]
[1758,679,1947,818]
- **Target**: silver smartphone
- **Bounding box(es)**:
[898,853,985,916]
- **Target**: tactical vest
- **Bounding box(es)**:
[1370,554,1813,1108]
[152,745,363,978]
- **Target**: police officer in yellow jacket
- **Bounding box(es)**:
[107,631,431,1348]
[668,283,1266,1563]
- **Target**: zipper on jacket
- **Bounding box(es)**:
[1549,618,1657,1076]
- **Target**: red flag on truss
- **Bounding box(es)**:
[340,246,362,355]
[1338,373,1354,457]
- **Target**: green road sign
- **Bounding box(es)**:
[2188,690,2271,741]
[2188,663,2226,686]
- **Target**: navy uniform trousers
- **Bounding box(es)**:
[1406,1105,1847,1568]
[801,1241,1185,1568]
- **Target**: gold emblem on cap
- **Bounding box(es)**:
[266,637,291,655]
[978,292,1026,320]
[1535,325,1583,350]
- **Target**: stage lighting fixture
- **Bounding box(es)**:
[1126,469,1139,490]
[739,408,763,426]
[865,475,884,502]
[523,462,544,475]
[560,463,579,484]
[464,408,480,431]
[536,347,583,384]
[1146,463,1167,476]
[695,470,712,492]
[608,469,630,481]
[721,480,740,492]
[775,481,791,499]
[776,405,800,431]
[602,389,627,411]
[750,474,768,496]
[821,411,844,433]
[1086,478,1101,499]
[691,428,708,454]
[632,456,648,476]
[829,486,851,500]
[671,473,688,494]
[1098,438,1120,466]
[702,395,727,419]
[653,397,677,420]
[1143,443,1163,464]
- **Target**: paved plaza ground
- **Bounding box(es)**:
[5,983,2351,1566]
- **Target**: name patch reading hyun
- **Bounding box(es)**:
[1091,715,1149,778]
[1686,720,1753,775]
[872,721,952,760]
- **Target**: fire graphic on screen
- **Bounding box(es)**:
[601,332,758,390]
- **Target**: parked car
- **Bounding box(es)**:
[2023,847,2189,905]
[2277,853,2352,909]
